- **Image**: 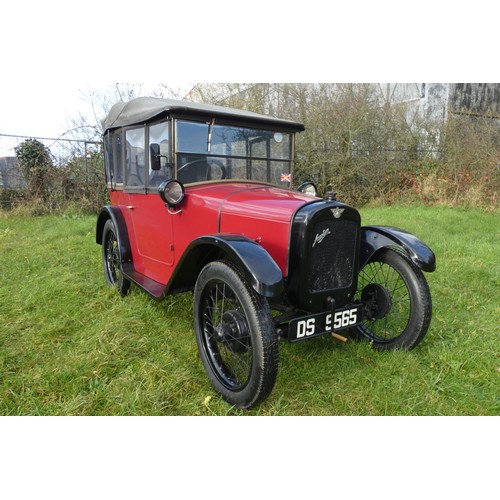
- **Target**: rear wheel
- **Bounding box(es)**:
[351,248,432,350]
[193,261,278,409]
[102,219,131,297]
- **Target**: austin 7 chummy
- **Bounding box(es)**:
[96,97,435,408]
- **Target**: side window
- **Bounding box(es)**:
[113,130,124,185]
[125,127,145,188]
[148,121,170,188]
[104,132,113,186]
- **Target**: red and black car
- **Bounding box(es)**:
[96,97,435,408]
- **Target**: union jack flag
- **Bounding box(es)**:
[280,173,292,183]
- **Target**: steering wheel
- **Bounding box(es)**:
[177,158,227,181]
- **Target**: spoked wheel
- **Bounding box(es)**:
[102,219,130,297]
[193,261,278,408]
[351,248,432,350]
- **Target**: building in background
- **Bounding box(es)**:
[379,83,500,121]
[0,156,24,189]
[187,83,500,123]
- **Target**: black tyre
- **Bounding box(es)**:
[102,219,131,297]
[351,248,432,350]
[193,260,278,409]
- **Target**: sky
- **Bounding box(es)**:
[1,1,495,146]
[1,80,95,138]
[0,81,192,139]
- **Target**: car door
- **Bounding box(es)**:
[124,124,175,285]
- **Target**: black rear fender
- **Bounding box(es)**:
[96,206,132,265]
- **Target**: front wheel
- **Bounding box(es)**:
[193,261,278,409]
[351,248,432,350]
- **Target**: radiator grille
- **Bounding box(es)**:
[308,219,357,292]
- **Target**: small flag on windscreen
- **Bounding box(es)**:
[280,173,292,183]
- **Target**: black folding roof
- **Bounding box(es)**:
[102,97,305,133]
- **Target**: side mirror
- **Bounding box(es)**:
[150,143,161,171]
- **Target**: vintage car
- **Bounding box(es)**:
[96,97,435,408]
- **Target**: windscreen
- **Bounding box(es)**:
[175,120,293,186]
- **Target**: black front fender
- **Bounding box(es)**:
[360,226,436,272]
[166,234,284,298]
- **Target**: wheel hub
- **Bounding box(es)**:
[219,310,250,353]
[361,283,392,320]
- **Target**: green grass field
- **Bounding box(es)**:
[0,205,498,415]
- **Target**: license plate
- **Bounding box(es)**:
[288,304,363,343]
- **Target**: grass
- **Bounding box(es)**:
[0,205,498,415]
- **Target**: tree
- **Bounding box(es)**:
[14,139,54,200]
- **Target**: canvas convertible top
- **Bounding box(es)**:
[102,97,305,133]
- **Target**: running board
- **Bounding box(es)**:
[122,263,165,299]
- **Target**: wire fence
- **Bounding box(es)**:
[0,133,102,188]
[0,133,104,210]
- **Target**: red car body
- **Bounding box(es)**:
[110,182,312,285]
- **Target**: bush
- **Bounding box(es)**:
[0,188,24,210]
[194,83,500,208]
[14,139,54,202]
[7,84,500,214]
[8,140,107,216]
